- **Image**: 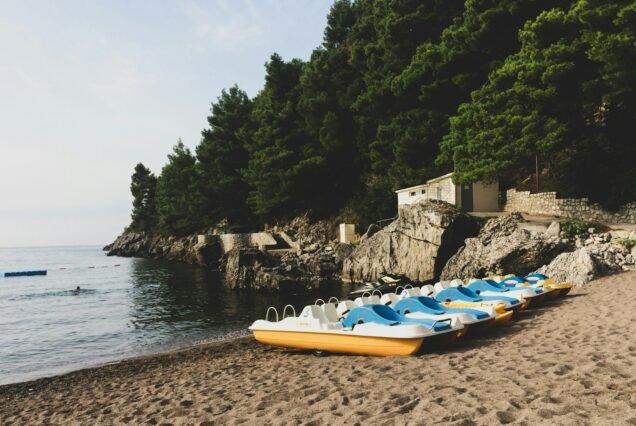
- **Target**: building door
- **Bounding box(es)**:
[461,183,473,212]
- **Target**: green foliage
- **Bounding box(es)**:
[616,238,636,250]
[196,86,253,225]
[242,53,310,220]
[129,163,158,232]
[156,141,202,236]
[127,0,636,236]
[560,219,590,239]
[559,219,610,239]
[442,0,636,207]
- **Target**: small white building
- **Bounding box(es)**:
[395,172,499,212]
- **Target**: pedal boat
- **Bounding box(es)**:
[382,291,496,334]
[495,275,559,302]
[251,304,439,356]
[422,284,514,325]
[352,294,468,341]
[464,279,542,309]
[338,300,463,346]
[524,273,573,297]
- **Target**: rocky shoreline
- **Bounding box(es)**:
[105,201,636,290]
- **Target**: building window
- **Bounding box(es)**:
[410,191,416,196]
[437,187,442,199]
[421,189,426,194]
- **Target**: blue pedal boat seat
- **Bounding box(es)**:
[393,296,490,320]
[524,273,547,282]
[497,276,544,292]
[435,286,521,306]
[342,305,452,332]
[469,279,541,295]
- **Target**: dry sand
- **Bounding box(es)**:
[1,272,635,425]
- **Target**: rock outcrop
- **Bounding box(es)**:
[441,213,636,286]
[536,231,636,286]
[441,214,570,280]
[221,215,342,291]
[104,232,221,267]
[537,248,600,286]
[342,200,479,282]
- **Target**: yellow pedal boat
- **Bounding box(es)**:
[249,304,455,357]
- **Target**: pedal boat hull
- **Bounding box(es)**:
[251,330,424,356]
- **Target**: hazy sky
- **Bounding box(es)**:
[0,0,333,247]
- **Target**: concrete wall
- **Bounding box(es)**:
[428,178,456,205]
[504,189,636,224]
[472,181,499,212]
[217,232,278,254]
[397,186,427,206]
[339,224,357,243]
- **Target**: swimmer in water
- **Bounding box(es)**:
[74,286,81,294]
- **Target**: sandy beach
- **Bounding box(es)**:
[1,272,635,425]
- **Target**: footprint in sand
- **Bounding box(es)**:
[395,398,420,414]
[180,399,194,408]
[580,379,595,389]
[538,408,554,419]
[496,410,516,424]
[553,364,574,376]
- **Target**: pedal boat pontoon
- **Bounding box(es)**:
[350,294,468,342]
[463,279,541,309]
[419,284,514,325]
[524,273,573,297]
[381,290,496,334]
[493,275,559,302]
[249,304,452,356]
[338,298,465,345]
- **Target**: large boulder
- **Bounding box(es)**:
[441,214,570,280]
[536,248,600,286]
[342,200,479,282]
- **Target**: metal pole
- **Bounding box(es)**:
[535,155,539,193]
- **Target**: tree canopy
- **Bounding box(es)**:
[127,0,636,235]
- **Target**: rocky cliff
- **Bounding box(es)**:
[104,232,220,267]
[440,214,570,280]
[342,200,479,282]
[221,216,343,291]
[441,213,636,286]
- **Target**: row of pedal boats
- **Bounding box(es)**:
[249,273,573,357]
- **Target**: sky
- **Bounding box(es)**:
[0,0,333,247]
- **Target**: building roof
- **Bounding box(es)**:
[395,172,454,193]
[426,172,453,184]
[394,183,428,193]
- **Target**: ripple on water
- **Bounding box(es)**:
[0,246,342,385]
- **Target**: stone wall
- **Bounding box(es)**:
[217,233,278,254]
[504,189,636,224]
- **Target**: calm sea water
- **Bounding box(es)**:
[0,246,340,385]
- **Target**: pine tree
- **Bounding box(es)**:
[196,85,253,226]
[156,140,202,235]
[129,163,158,232]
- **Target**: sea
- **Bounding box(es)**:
[0,245,341,385]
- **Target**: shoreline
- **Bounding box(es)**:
[2,272,635,424]
[0,334,254,389]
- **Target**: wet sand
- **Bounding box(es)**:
[1,272,635,425]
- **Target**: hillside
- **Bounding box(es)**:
[125,0,636,236]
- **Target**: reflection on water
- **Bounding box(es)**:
[0,246,345,385]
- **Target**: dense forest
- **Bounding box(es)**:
[128,0,636,236]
